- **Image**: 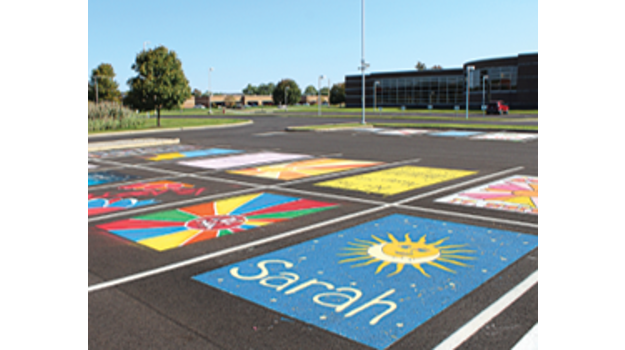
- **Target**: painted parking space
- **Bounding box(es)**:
[88,177,252,218]
[315,166,477,196]
[96,192,339,251]
[88,171,140,186]
[228,158,384,180]
[193,214,538,349]
[435,175,538,215]
[88,144,199,159]
[179,151,311,170]
[469,132,539,142]
[143,147,243,161]
[429,130,485,138]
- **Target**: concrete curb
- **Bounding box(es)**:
[88,120,253,139]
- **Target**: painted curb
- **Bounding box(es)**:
[88,120,253,139]
[285,124,373,132]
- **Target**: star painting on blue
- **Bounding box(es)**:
[193,214,538,349]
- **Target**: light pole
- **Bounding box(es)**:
[359,0,368,125]
[482,74,489,116]
[285,86,290,112]
[318,75,325,116]
[327,78,331,107]
[466,65,475,120]
[143,41,150,51]
[208,67,214,114]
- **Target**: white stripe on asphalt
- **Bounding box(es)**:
[511,323,538,350]
[433,271,538,350]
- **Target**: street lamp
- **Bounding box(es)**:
[360,0,368,125]
[143,41,150,51]
[318,75,325,116]
[285,86,290,112]
[208,67,214,114]
[466,65,475,120]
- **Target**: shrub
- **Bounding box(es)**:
[88,101,147,132]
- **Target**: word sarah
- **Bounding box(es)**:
[230,259,398,326]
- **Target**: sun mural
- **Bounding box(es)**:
[97,192,338,251]
[339,233,475,277]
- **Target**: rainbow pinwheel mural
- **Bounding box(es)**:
[97,192,338,251]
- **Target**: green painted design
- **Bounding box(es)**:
[247,206,336,220]
[135,209,198,222]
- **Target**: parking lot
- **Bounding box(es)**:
[89,116,537,349]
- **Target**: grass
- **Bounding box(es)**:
[88,118,249,134]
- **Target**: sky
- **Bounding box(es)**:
[88,0,538,93]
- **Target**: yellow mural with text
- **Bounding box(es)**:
[315,166,477,196]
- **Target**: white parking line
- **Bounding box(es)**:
[433,271,538,350]
[511,323,538,350]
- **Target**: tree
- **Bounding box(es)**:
[431,65,443,70]
[256,83,275,95]
[304,85,318,96]
[272,79,301,106]
[319,87,329,96]
[224,95,238,108]
[330,83,346,105]
[415,61,427,71]
[125,46,192,127]
[88,63,121,103]
[242,84,258,95]
[192,89,203,98]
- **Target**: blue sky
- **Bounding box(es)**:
[88,0,537,93]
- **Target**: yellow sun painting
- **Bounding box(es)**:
[338,233,475,277]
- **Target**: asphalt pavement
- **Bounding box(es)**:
[89,115,538,349]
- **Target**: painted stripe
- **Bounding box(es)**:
[511,323,538,350]
[432,271,538,350]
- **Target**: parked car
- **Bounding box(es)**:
[486,100,509,115]
[193,104,206,109]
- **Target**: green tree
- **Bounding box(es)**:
[415,61,427,71]
[330,83,346,105]
[304,85,318,96]
[88,63,122,103]
[272,79,301,106]
[319,87,330,96]
[242,84,258,95]
[256,83,275,95]
[430,65,443,70]
[192,89,203,98]
[125,46,192,127]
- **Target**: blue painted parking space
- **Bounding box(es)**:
[193,214,537,349]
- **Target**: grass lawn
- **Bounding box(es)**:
[88,118,249,135]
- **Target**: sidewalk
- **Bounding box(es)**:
[88,138,180,152]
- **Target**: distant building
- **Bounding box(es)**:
[345,53,537,110]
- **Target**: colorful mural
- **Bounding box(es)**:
[88,171,139,187]
[436,175,538,215]
[315,166,477,196]
[193,214,538,349]
[376,129,431,136]
[469,132,538,142]
[179,152,310,170]
[88,144,198,159]
[429,131,485,138]
[88,181,206,217]
[145,148,243,161]
[96,192,338,251]
[228,158,383,180]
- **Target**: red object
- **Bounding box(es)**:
[486,100,509,115]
